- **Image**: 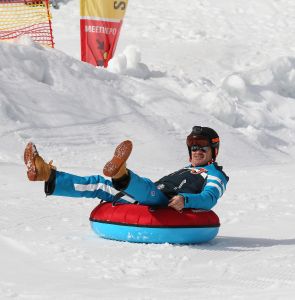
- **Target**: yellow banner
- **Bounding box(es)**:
[81,0,128,20]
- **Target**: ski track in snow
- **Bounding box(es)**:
[1,0,295,299]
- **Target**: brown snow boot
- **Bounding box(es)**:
[24,142,56,181]
[103,140,132,178]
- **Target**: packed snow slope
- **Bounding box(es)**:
[1,0,295,299]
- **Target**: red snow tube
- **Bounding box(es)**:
[90,202,220,244]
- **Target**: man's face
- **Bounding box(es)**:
[190,146,213,166]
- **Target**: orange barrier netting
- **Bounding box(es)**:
[0,0,54,47]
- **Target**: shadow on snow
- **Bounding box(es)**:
[188,236,295,252]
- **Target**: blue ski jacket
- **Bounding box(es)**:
[154,163,229,210]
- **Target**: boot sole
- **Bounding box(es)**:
[24,142,38,181]
[103,140,133,177]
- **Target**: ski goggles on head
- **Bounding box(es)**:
[187,136,210,147]
[191,145,210,152]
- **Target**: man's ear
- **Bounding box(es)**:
[189,157,192,162]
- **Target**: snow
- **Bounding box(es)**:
[1,0,295,298]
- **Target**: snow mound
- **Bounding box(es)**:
[108,45,154,79]
[1,41,295,168]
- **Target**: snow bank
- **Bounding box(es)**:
[1,40,295,168]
